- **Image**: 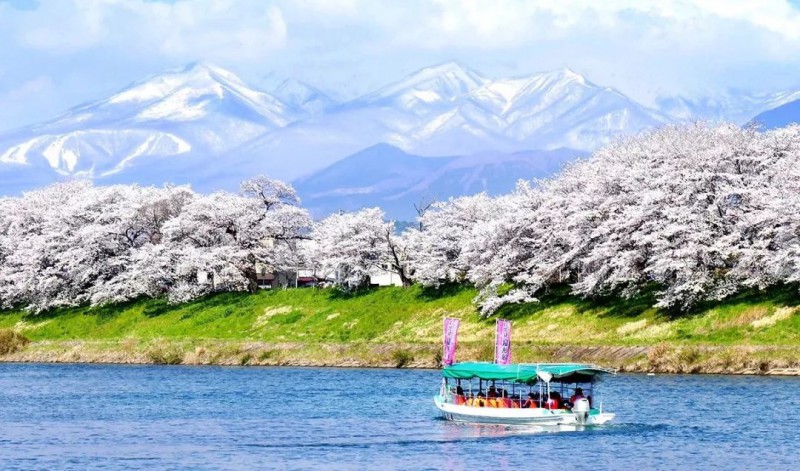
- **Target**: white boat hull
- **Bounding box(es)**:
[434,396,615,426]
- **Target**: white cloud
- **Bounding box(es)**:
[0,75,56,131]
[6,0,287,60]
[5,75,54,101]
[2,0,800,130]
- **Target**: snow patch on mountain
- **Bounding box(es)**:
[657,90,800,124]
[2,130,191,177]
[5,60,800,202]
[355,61,487,111]
[272,78,337,116]
[749,98,800,129]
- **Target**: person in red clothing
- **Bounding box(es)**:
[545,391,561,410]
[569,387,585,406]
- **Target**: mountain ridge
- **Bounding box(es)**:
[293,144,583,220]
[2,60,800,207]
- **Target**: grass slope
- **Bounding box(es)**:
[2,285,800,372]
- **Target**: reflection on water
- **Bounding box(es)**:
[1,364,799,470]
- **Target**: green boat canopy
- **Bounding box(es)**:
[442,362,615,384]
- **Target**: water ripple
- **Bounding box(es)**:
[1,364,799,470]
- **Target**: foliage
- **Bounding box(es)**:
[5,123,800,319]
[391,349,414,368]
[0,329,29,355]
[1,285,800,348]
[0,176,311,312]
[408,123,800,315]
[304,207,413,288]
[146,341,184,365]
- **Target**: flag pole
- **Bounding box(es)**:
[494,318,498,364]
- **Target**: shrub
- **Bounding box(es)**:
[678,346,701,366]
[433,349,443,366]
[146,342,184,365]
[646,342,671,370]
[257,349,277,361]
[391,349,414,368]
[0,329,30,355]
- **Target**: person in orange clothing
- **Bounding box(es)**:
[454,386,467,405]
[499,390,513,408]
[473,392,487,407]
[521,392,540,408]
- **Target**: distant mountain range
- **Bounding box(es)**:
[294,144,582,220]
[3,61,800,218]
[749,98,800,129]
[235,62,674,177]
[656,90,800,125]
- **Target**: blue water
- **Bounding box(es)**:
[1,364,799,470]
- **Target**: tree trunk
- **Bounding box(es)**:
[399,270,412,288]
[386,231,412,288]
[244,257,259,293]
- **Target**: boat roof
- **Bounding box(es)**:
[442,362,615,384]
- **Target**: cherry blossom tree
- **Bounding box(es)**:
[6,124,800,316]
[163,176,311,297]
[409,193,497,286]
[306,208,413,288]
[0,176,311,312]
[466,123,800,314]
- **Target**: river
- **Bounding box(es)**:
[1,364,798,470]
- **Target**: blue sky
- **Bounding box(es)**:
[2,0,800,131]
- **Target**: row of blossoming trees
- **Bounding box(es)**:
[3,123,800,315]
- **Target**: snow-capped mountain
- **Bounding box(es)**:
[272,78,338,116]
[231,63,673,178]
[294,144,583,220]
[5,60,799,201]
[749,98,800,129]
[353,61,487,112]
[39,62,296,133]
[0,63,304,187]
[463,67,671,150]
[657,90,800,124]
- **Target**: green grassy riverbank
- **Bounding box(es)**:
[2,285,800,374]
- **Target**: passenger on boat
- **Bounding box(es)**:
[473,392,487,407]
[499,390,513,408]
[569,387,585,405]
[545,391,562,410]
[487,386,498,398]
[454,386,467,405]
[521,392,539,409]
[486,396,499,408]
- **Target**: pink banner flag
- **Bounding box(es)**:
[494,319,512,365]
[442,317,460,366]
